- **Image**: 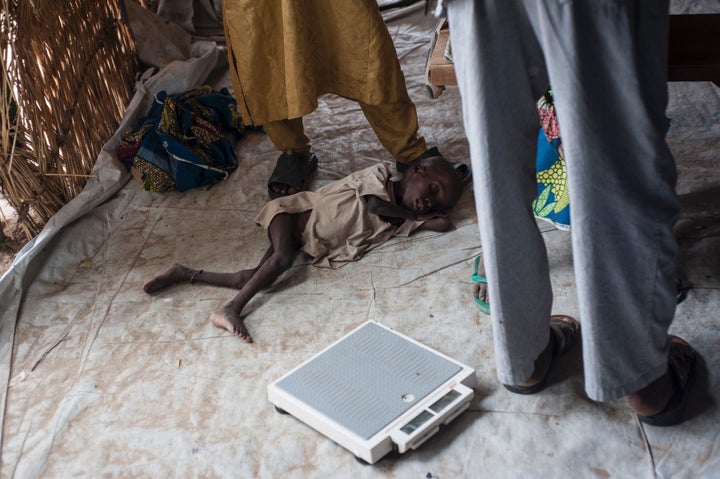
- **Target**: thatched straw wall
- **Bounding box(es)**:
[1,0,137,240]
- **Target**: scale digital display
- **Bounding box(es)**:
[430,389,461,412]
[400,410,434,434]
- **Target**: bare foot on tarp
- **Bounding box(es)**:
[210,306,253,343]
[143,263,192,294]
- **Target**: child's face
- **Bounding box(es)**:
[401,162,460,215]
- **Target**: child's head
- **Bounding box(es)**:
[399,156,464,215]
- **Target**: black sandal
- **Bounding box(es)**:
[268,151,318,199]
[637,336,701,427]
[503,315,580,395]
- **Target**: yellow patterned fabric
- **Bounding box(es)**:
[223,0,412,125]
[118,86,243,192]
[533,88,570,230]
[536,147,569,213]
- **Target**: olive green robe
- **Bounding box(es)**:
[223,0,413,126]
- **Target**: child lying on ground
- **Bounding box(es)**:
[143,155,465,342]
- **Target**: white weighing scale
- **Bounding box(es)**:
[267,321,476,464]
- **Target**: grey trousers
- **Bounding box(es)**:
[446,0,680,401]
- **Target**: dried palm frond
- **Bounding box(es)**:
[0,0,138,240]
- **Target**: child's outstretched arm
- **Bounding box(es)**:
[364,195,416,223]
[364,195,452,232]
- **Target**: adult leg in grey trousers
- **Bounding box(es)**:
[446,0,696,416]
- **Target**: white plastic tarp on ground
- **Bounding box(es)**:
[0,2,719,478]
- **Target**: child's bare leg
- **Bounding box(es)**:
[210,213,300,342]
[143,249,274,294]
[143,263,194,293]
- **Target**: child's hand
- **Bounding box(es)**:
[418,215,453,232]
[416,211,448,222]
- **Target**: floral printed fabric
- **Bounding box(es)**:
[533,88,570,230]
[118,86,243,192]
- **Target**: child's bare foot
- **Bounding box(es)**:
[210,306,253,343]
[143,263,193,293]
